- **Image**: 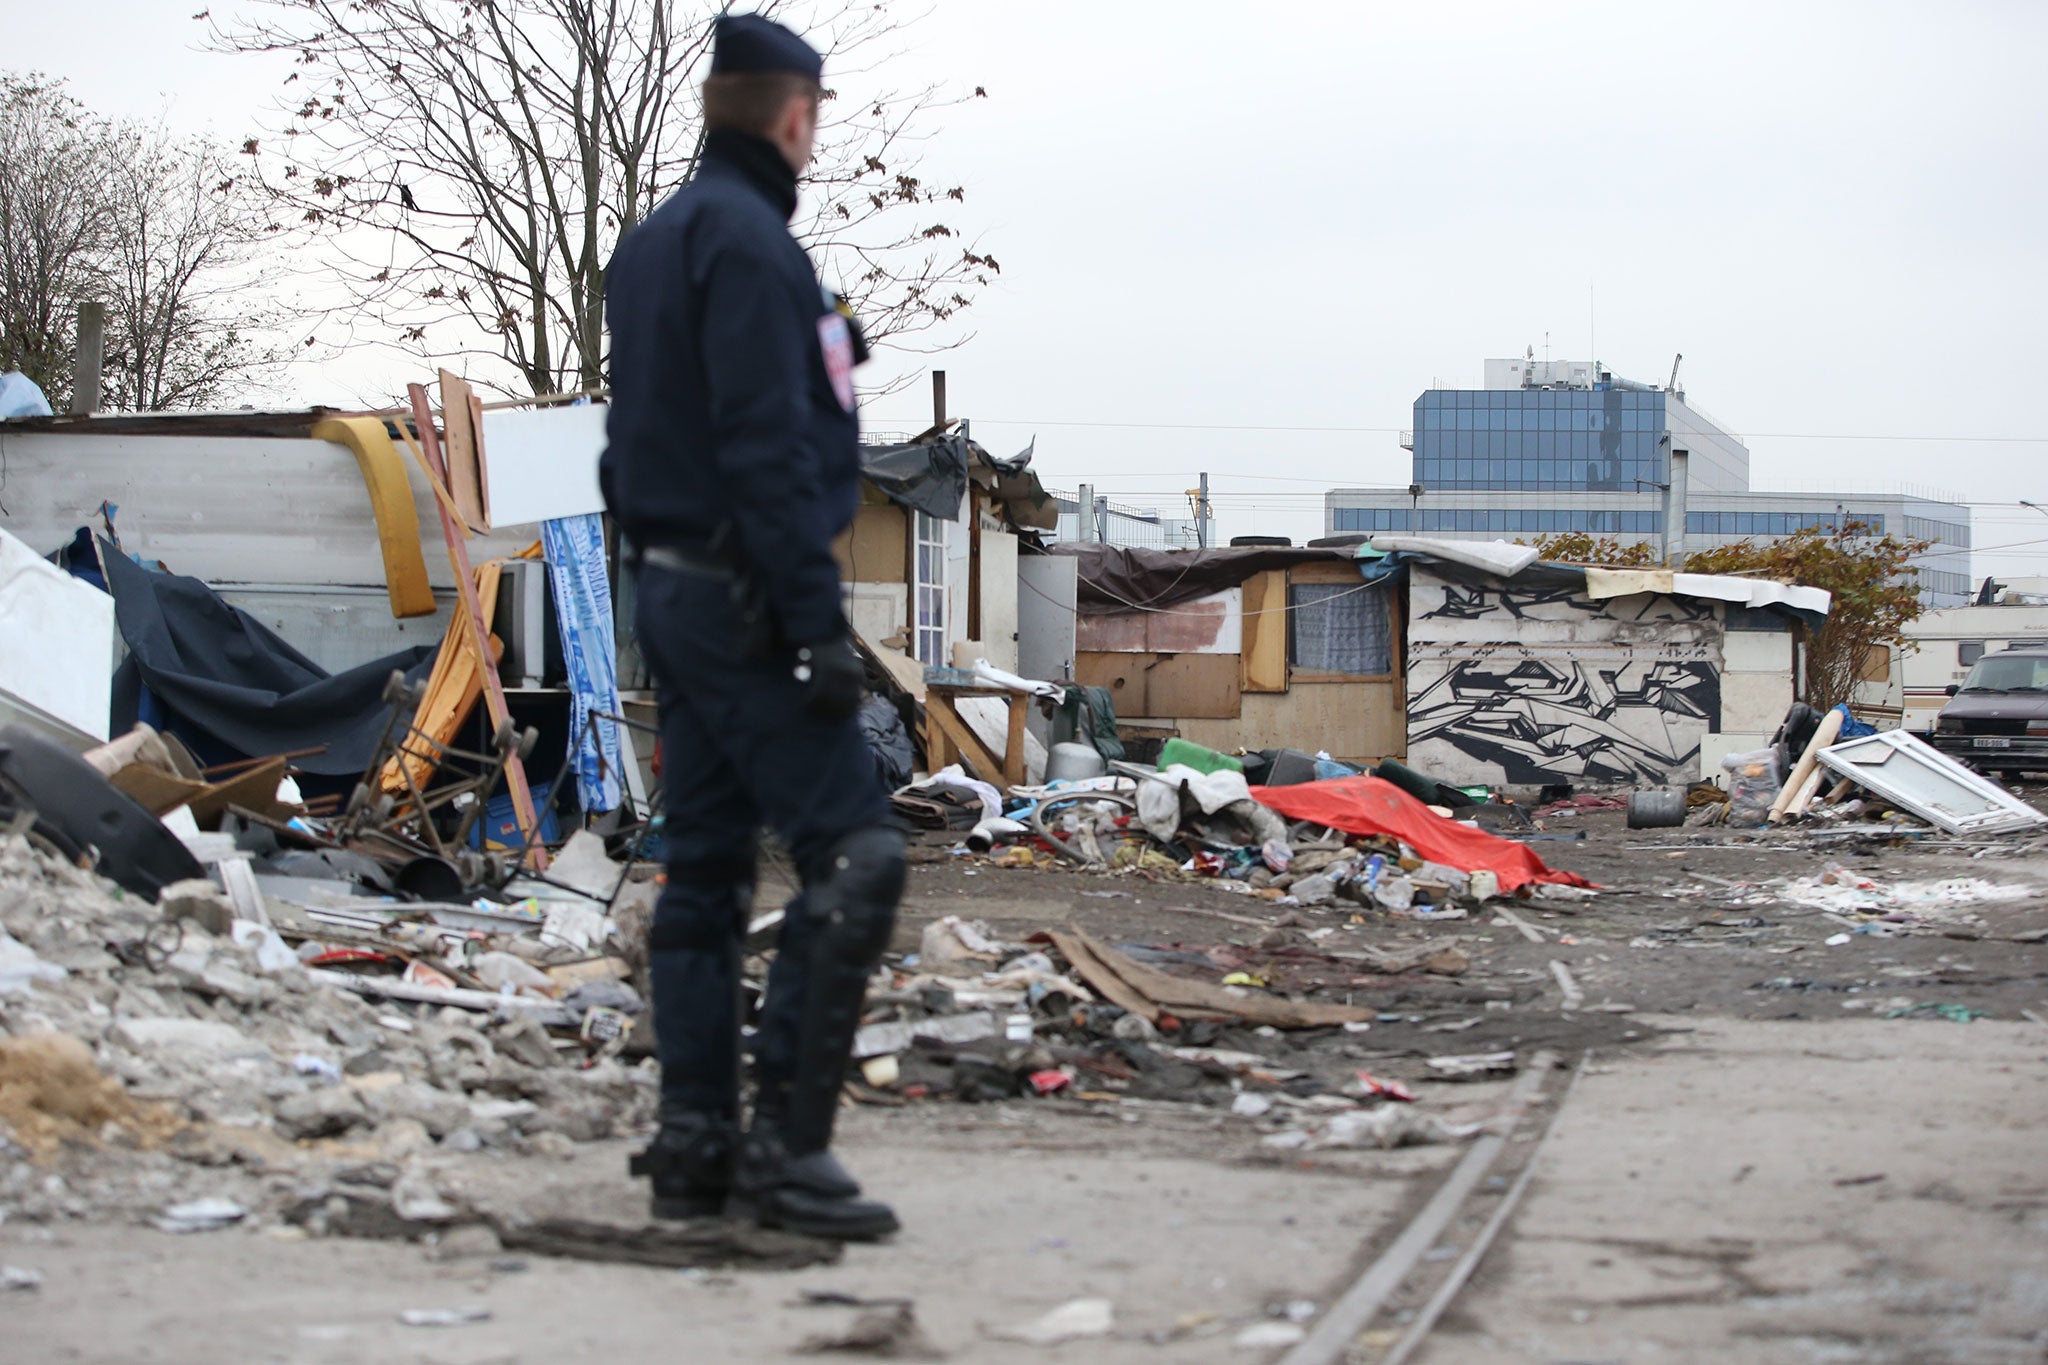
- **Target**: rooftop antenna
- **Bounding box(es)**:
[1588,284,1596,381]
[1544,331,1550,363]
[1667,352,1683,395]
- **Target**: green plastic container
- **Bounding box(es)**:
[1158,737,1244,776]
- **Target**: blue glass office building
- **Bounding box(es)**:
[1327,359,1972,604]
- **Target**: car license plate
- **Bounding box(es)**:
[1974,736,2013,749]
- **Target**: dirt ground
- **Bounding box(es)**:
[6,807,2048,1362]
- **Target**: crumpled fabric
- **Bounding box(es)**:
[1136,764,1253,841]
[1133,765,1289,849]
[1250,776,1593,893]
[902,764,1004,823]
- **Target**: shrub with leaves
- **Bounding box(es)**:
[1685,523,1931,710]
[1521,531,1661,566]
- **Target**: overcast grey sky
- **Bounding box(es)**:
[11,1,2048,577]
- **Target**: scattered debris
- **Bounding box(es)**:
[1263,1104,1481,1151]
[1548,960,1584,1011]
[153,1198,248,1234]
[1881,1003,1993,1023]
[799,1302,944,1359]
[397,1306,493,1327]
[989,1297,1115,1346]
[1234,1321,1308,1349]
[1051,928,1372,1029]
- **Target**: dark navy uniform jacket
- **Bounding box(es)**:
[601,129,860,647]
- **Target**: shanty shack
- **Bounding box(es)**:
[1043,538,1830,789]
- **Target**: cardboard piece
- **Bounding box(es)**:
[1049,927,1372,1029]
[438,369,490,533]
[478,403,607,528]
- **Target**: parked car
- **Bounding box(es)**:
[1931,646,2048,773]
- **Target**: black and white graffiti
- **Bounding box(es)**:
[1408,652,1720,786]
[1405,573,1725,787]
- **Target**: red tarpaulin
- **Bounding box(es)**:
[1249,776,1593,893]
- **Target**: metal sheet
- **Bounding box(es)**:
[1816,729,2047,835]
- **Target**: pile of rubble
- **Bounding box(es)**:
[0,833,657,1228]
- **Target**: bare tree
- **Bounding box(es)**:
[0,73,295,411]
[211,0,994,398]
[99,124,293,411]
[0,74,109,404]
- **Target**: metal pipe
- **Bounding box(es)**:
[1666,448,1690,566]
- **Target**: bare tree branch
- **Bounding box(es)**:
[0,73,293,410]
[209,0,989,398]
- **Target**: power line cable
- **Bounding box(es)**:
[869,414,2048,444]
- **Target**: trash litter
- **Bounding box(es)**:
[1235,1321,1308,1349]
[398,1306,494,1327]
[1051,928,1371,1029]
[1721,747,1783,827]
[990,1297,1115,1346]
[1250,777,1592,893]
[1771,872,2035,925]
[852,1012,1003,1060]
[1549,961,1585,1011]
[799,1301,942,1358]
[1426,1052,1517,1079]
[0,931,67,996]
[1349,1073,1415,1103]
[1264,1104,1480,1151]
[1882,1003,1992,1022]
[154,1198,248,1234]
[1,1265,44,1292]
[1816,729,2047,836]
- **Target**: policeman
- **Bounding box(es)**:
[600,12,902,1242]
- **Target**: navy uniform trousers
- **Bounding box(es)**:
[633,560,886,1116]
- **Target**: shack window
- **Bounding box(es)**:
[1958,640,1986,667]
[1288,582,1392,675]
[913,511,946,665]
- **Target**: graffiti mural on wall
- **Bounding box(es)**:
[1422,582,1716,625]
[1408,649,1720,785]
[1405,575,1725,787]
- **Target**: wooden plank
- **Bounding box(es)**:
[1240,569,1288,693]
[1075,611,1151,653]
[926,692,1008,786]
[1075,651,1147,717]
[1289,560,1370,585]
[1003,692,1027,787]
[438,369,488,534]
[403,384,548,870]
[1176,681,1406,764]
[831,503,909,584]
[381,560,504,795]
[1142,654,1241,720]
[1051,928,1372,1028]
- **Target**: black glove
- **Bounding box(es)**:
[794,634,863,722]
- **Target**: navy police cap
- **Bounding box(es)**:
[712,14,824,82]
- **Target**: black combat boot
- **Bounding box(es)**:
[732,1122,899,1241]
[628,1107,738,1220]
[730,826,905,1241]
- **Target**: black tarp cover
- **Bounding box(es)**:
[101,540,435,776]
[859,435,970,521]
[1045,542,1359,614]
